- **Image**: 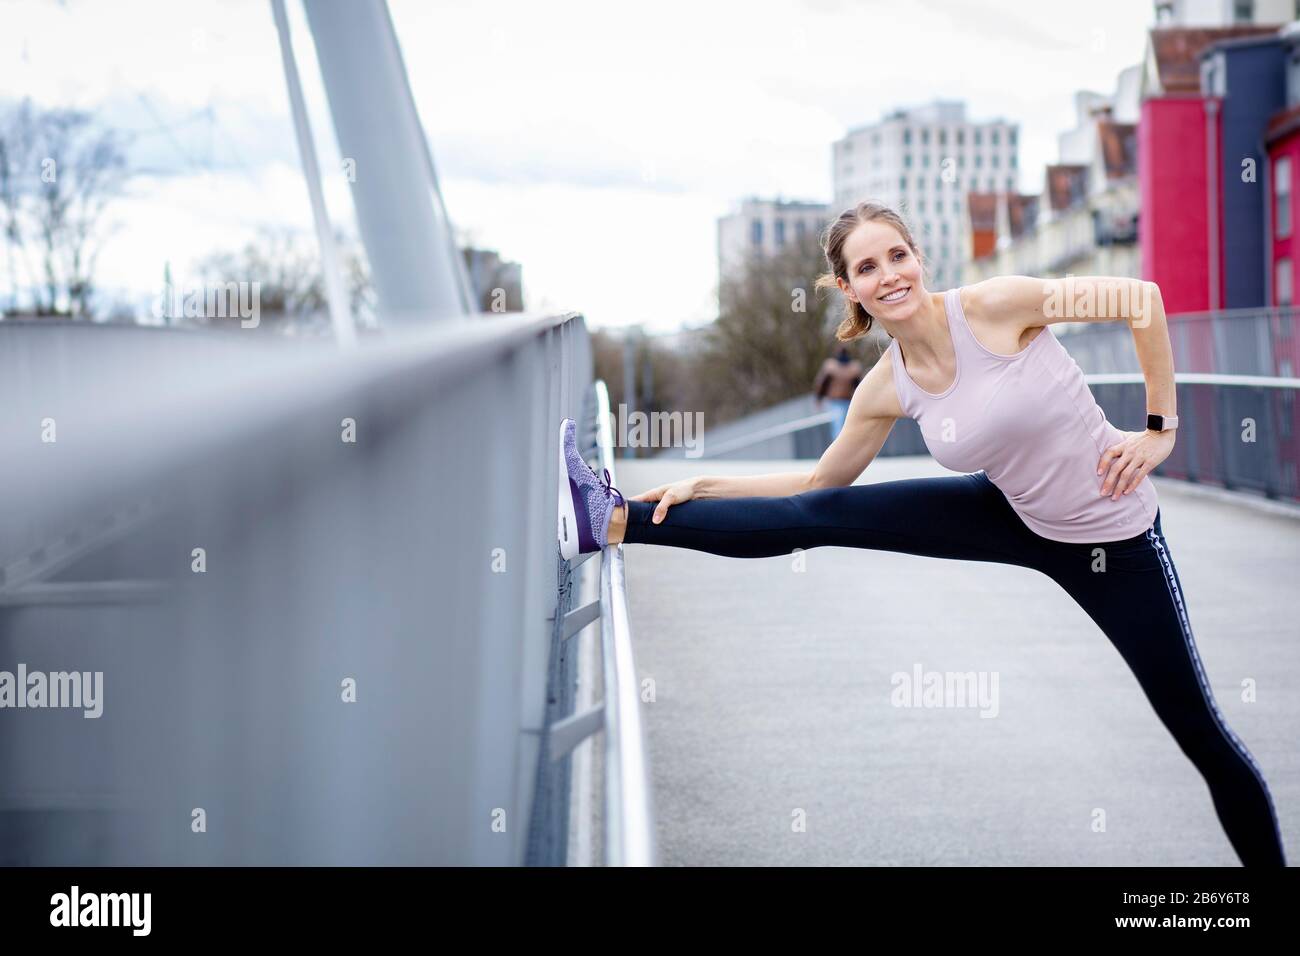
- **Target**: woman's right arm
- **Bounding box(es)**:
[636,352,903,519]
[693,470,815,499]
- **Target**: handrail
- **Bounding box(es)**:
[1082,372,1300,388]
[0,311,582,528]
[684,373,1300,460]
[593,379,657,866]
[699,410,835,458]
[0,311,595,865]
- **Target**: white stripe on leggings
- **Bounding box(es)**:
[1145,525,1284,852]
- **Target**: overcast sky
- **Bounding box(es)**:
[0,0,1155,333]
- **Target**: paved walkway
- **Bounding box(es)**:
[617,456,1300,866]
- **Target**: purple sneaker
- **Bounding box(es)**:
[558,417,626,559]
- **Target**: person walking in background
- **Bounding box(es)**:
[813,346,863,440]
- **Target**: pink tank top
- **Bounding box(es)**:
[888,286,1158,543]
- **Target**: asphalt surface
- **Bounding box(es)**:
[616,455,1300,866]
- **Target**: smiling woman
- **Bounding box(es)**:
[570,198,1291,867]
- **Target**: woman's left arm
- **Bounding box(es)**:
[1094,280,1177,501]
[969,275,1177,501]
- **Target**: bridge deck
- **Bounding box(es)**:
[617,456,1300,866]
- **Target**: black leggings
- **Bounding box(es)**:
[621,470,1287,867]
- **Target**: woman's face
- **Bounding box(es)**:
[837,220,925,319]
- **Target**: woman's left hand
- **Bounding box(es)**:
[1097,429,1175,500]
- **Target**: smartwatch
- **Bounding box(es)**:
[1146,413,1179,432]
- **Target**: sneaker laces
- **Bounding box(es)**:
[597,466,625,509]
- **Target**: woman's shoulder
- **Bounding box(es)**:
[958,276,1047,324]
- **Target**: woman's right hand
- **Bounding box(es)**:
[629,477,700,524]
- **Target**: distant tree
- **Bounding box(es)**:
[689,233,870,426]
[0,98,130,317]
[193,225,374,333]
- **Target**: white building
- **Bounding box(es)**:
[716,197,830,289]
[1154,0,1295,26]
[830,100,1020,291]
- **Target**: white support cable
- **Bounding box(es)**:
[376,0,478,315]
[269,0,357,350]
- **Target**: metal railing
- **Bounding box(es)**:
[664,370,1298,504]
[0,311,598,865]
[548,380,657,866]
[1085,374,1299,502]
[1061,306,1300,377]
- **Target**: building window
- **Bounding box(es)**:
[751,219,763,246]
[992,130,1000,146]
[974,129,982,146]
[992,154,1000,168]
[775,219,786,246]
[919,199,927,213]
[921,128,930,145]
[1233,0,1253,24]
[904,153,912,168]
[1276,156,1292,238]
[935,176,943,190]
[922,153,930,167]
[957,130,965,146]
[1009,128,1017,146]
[900,175,907,190]
[1011,153,1018,168]
[1006,176,1015,190]
[953,200,960,213]
[975,154,982,168]
[939,129,947,146]
[904,128,912,145]
[1277,259,1293,306]
[872,133,880,147]
[958,155,966,168]
[796,220,806,240]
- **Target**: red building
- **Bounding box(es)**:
[1139,25,1278,314]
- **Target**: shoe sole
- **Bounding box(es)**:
[558,418,580,560]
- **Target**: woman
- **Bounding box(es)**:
[556,200,1287,868]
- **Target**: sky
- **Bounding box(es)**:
[0,0,1156,333]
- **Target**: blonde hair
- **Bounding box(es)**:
[814,201,926,342]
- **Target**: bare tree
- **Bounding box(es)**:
[688,233,871,426]
[0,99,129,317]
[194,225,374,334]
